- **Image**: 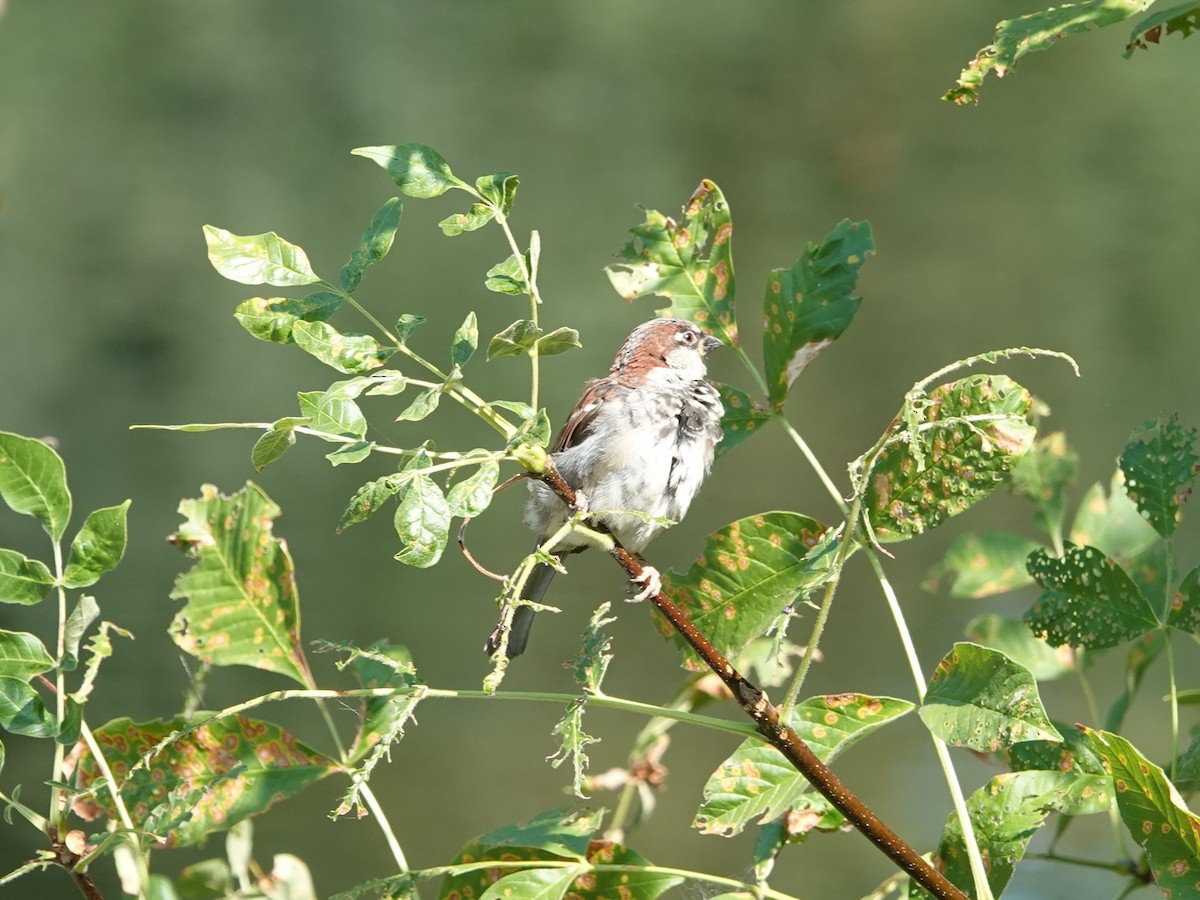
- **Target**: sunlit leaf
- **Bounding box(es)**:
[203,226,320,286]
[62,500,130,589]
[930,770,1112,898]
[326,441,374,467]
[1125,1,1200,55]
[924,531,1040,599]
[338,473,405,533]
[536,327,582,357]
[251,418,302,472]
[605,179,738,347]
[0,631,54,682]
[1025,544,1158,649]
[485,253,530,295]
[396,386,442,422]
[0,549,54,606]
[480,868,577,900]
[920,643,1061,752]
[168,483,311,686]
[864,375,1035,542]
[393,450,450,568]
[1119,415,1198,539]
[761,219,872,408]
[296,377,378,439]
[508,409,552,450]
[292,320,395,374]
[489,319,542,359]
[352,144,461,199]
[233,292,342,344]
[944,0,1151,105]
[715,384,772,460]
[446,458,499,519]
[452,311,478,367]
[476,172,519,214]
[1009,431,1078,538]
[1083,727,1200,894]
[964,614,1074,681]
[74,715,336,848]
[439,202,494,237]
[395,313,426,343]
[1168,564,1200,633]
[341,197,403,293]
[0,431,71,541]
[694,694,913,836]
[660,512,830,670]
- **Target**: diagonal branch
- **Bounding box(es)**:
[534,461,968,900]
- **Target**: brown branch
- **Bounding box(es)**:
[535,462,968,900]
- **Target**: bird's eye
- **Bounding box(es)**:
[681,330,696,344]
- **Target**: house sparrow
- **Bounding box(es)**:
[486,317,724,658]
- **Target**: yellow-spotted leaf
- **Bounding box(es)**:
[715,384,772,460]
[203,226,320,287]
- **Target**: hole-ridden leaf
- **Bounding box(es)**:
[1119,415,1198,539]
[62,500,131,589]
[0,431,72,542]
[1083,726,1200,895]
[0,549,54,606]
[341,197,403,293]
[660,512,830,670]
[1025,544,1159,650]
[694,694,914,836]
[605,179,738,348]
[863,374,1035,543]
[964,614,1075,682]
[1126,3,1200,56]
[1069,469,1160,562]
[446,457,500,519]
[929,770,1113,899]
[0,677,56,737]
[485,252,531,295]
[452,311,478,367]
[715,384,772,460]
[489,319,542,359]
[292,320,395,374]
[547,698,599,799]
[1009,431,1078,538]
[924,531,1041,599]
[233,292,342,344]
[761,219,873,409]
[0,630,55,682]
[919,642,1062,752]
[944,1,1152,106]
[251,418,304,472]
[352,144,462,199]
[393,450,451,568]
[73,715,336,848]
[203,226,320,287]
[168,483,311,686]
[1168,564,1200,633]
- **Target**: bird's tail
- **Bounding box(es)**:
[484,560,556,658]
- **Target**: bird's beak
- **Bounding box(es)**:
[702,334,723,355]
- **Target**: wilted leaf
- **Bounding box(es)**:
[1119,415,1198,539]
[488,319,542,359]
[292,320,395,374]
[484,253,530,295]
[0,549,54,606]
[203,226,319,287]
[341,197,403,293]
[715,384,772,460]
[62,500,131,589]
[352,144,461,199]
[924,531,1040,599]
[439,202,494,237]
[0,431,72,542]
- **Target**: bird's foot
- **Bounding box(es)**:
[628,565,662,602]
[570,489,590,514]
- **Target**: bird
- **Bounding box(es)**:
[485,317,724,659]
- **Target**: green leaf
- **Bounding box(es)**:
[1007,721,1106,774]
[393,450,451,568]
[446,458,499,519]
[452,311,478,367]
[694,694,914,836]
[920,642,1061,751]
[1168,564,1200,633]
[484,252,530,295]
[297,378,374,439]
[395,313,426,343]
[395,386,442,422]
[0,677,55,738]
[480,869,577,900]
[715,384,772,460]
[1069,469,1159,561]
[338,473,405,532]
[863,374,1035,542]
[605,179,738,348]
[62,500,130,589]
[660,512,831,670]
[964,614,1074,681]
[326,441,375,467]
[535,327,582,357]
[63,594,100,671]
[1119,415,1198,539]
[566,603,615,695]
[476,172,520,214]
[944,0,1152,105]
[546,699,598,798]
[168,483,311,686]
[292,320,395,374]
[251,418,301,471]
[1126,2,1200,55]
[203,226,319,286]
[509,409,552,449]
[352,143,461,198]
[439,202,495,237]
[1083,727,1200,894]
[924,531,1040,599]
[0,631,54,682]
[75,715,335,848]
[761,219,872,408]
[1009,431,1078,538]
[0,431,72,541]
[233,292,342,344]
[467,807,601,861]
[930,770,1113,898]
[1025,544,1159,649]
[341,197,403,293]
[0,549,54,606]
[576,843,681,900]
[488,319,542,359]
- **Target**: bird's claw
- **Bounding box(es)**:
[570,489,589,514]
[628,565,661,602]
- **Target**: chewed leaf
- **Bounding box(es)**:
[352,144,462,199]
[1025,544,1158,649]
[661,512,830,670]
[0,431,72,542]
[761,219,873,408]
[715,384,772,460]
[292,320,395,374]
[341,197,402,293]
[1126,3,1200,56]
[1118,415,1198,539]
[864,374,1035,542]
[168,482,311,686]
[694,694,913,836]
[919,642,1061,752]
[203,226,319,287]
[605,180,738,348]
[74,715,335,848]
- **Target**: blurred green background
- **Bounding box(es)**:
[2,2,1198,898]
